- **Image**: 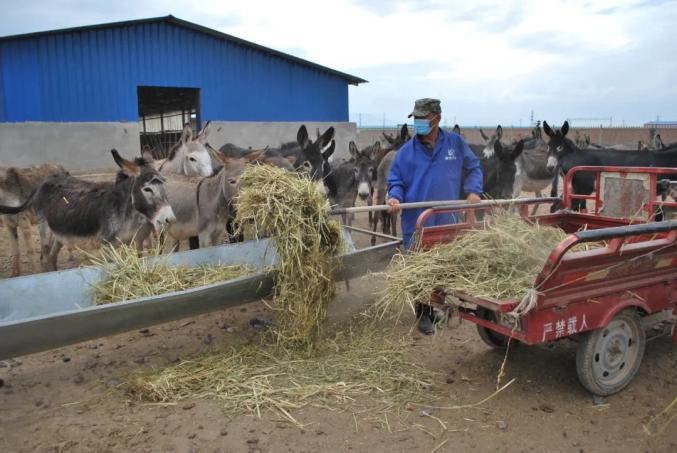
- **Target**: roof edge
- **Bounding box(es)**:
[0,15,367,85]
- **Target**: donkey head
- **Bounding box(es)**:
[348,141,378,200]
[167,122,214,177]
[543,120,572,171]
[294,125,335,182]
[112,149,175,233]
[481,125,503,159]
[489,139,524,199]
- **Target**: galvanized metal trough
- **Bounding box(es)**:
[0,231,399,360]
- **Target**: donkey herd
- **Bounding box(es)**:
[1,121,677,277]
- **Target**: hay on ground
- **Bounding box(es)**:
[89,244,254,305]
[234,164,343,346]
[375,210,570,319]
[126,323,437,425]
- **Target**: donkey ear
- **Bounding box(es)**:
[382,133,394,145]
[372,141,381,156]
[297,125,310,149]
[319,127,335,147]
[181,123,193,145]
[216,152,233,167]
[493,140,504,159]
[111,149,140,176]
[400,124,409,140]
[453,124,461,135]
[496,125,503,140]
[561,121,569,137]
[349,141,359,158]
[510,140,525,160]
[243,150,266,163]
[543,121,554,138]
[141,149,154,164]
[323,140,335,160]
[479,128,489,141]
[196,120,211,144]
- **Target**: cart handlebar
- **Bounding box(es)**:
[573,220,677,242]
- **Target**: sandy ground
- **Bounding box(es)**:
[1,195,676,452]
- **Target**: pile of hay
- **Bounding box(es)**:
[376,210,569,318]
[90,244,253,305]
[234,164,343,346]
[126,324,436,425]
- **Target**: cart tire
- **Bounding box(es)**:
[476,308,510,349]
[576,309,646,396]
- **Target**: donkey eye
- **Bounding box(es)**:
[229,178,238,185]
[143,187,154,194]
[189,157,197,162]
[353,168,359,175]
[302,161,312,170]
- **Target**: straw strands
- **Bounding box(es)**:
[234,164,343,346]
[375,210,569,319]
[126,325,437,425]
[89,244,253,305]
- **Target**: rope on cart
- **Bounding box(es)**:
[509,287,542,317]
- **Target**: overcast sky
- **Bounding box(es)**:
[1,0,675,127]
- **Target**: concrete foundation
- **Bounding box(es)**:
[0,122,141,170]
[0,121,359,170]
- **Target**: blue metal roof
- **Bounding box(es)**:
[0,16,365,123]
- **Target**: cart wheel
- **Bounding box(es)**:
[576,309,646,396]
[476,308,510,349]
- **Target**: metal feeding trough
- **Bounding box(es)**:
[0,229,399,360]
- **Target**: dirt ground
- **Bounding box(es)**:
[1,196,676,452]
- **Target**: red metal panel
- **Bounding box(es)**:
[415,166,677,346]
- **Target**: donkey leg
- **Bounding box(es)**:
[371,209,379,246]
[7,223,21,277]
[19,217,36,273]
[45,239,63,272]
[391,213,398,238]
[530,191,542,216]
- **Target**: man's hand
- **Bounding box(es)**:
[466,193,482,204]
[387,198,401,214]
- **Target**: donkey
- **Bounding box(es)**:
[0,164,65,276]
[219,143,295,171]
[511,137,555,213]
[478,125,503,159]
[471,139,525,200]
[162,151,261,250]
[0,151,175,271]
[277,125,335,188]
[544,120,677,212]
[454,125,524,200]
[372,125,411,244]
[152,122,214,177]
[325,141,378,226]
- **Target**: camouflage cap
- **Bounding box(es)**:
[408,98,441,118]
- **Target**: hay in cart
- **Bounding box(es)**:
[375,210,572,319]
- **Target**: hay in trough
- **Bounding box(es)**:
[234,164,343,346]
[125,323,437,425]
[89,244,254,305]
[375,210,569,319]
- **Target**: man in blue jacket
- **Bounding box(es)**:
[387,98,483,334]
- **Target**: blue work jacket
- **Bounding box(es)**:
[387,129,483,249]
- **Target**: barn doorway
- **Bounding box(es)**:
[137,86,200,159]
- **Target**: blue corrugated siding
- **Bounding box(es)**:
[0,22,349,122]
